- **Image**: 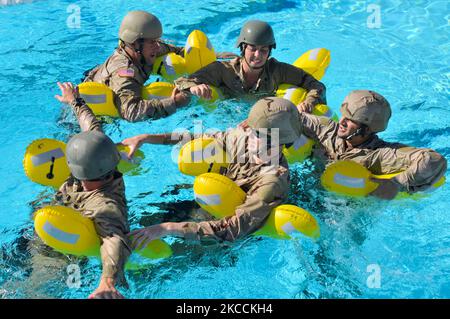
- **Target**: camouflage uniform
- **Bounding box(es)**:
[176,127,290,242]
[83,43,183,122]
[300,113,447,193]
[52,98,132,283]
[174,57,326,106]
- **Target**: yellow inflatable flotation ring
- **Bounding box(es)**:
[79,30,224,116]
[293,47,331,80]
[24,138,144,187]
[276,48,336,165]
[281,134,316,164]
[116,145,145,176]
[178,138,229,176]
[184,30,216,74]
[321,160,446,198]
[34,205,172,260]
[184,30,223,110]
[78,81,176,117]
[152,52,187,82]
[78,82,119,117]
[23,139,71,188]
[193,172,320,239]
[142,81,175,100]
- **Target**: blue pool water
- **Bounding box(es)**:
[0,0,449,298]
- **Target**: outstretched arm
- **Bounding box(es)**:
[55,82,102,132]
[130,174,289,245]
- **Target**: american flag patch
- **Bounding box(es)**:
[117,68,135,78]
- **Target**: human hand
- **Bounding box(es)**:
[172,87,190,107]
[130,224,168,250]
[297,101,313,113]
[55,82,78,105]
[189,84,212,100]
[120,134,148,159]
[238,118,250,130]
[369,177,400,200]
[88,277,124,299]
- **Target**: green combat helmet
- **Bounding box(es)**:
[247,97,301,145]
[119,10,162,44]
[340,90,392,133]
[66,131,120,180]
[235,20,276,49]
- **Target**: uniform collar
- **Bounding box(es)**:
[237,57,268,92]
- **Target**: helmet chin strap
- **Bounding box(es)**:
[135,40,147,66]
[345,127,364,141]
[123,39,147,65]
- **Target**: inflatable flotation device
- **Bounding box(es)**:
[34,206,172,261]
[193,173,320,239]
[178,138,229,176]
[152,52,187,82]
[24,138,144,188]
[321,160,446,198]
[276,48,337,164]
[77,81,177,117]
[184,30,216,74]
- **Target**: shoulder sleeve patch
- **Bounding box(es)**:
[117,68,135,78]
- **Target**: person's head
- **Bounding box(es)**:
[338,90,391,145]
[236,20,276,70]
[247,97,301,161]
[66,131,121,190]
[118,10,163,65]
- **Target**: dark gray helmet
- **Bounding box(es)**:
[235,20,276,49]
[119,10,162,44]
[66,131,120,180]
[247,97,301,145]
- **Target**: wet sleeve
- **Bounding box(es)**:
[109,71,176,122]
[90,203,132,284]
[174,61,225,91]
[157,41,184,56]
[178,176,288,242]
[276,62,327,107]
[379,146,447,193]
[299,113,337,143]
[69,98,103,132]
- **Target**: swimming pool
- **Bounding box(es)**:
[0,0,448,298]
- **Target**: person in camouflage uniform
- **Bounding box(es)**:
[174,20,326,113]
[83,10,190,122]
[121,97,301,244]
[296,90,447,199]
[53,82,131,298]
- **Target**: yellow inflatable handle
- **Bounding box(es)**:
[24,138,144,188]
[178,138,230,176]
[321,160,446,198]
[193,173,320,240]
[34,205,172,260]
